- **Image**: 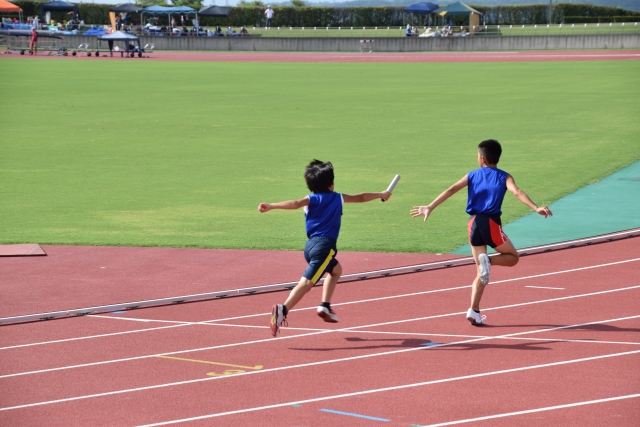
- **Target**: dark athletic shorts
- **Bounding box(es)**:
[468,213,509,248]
[303,236,338,284]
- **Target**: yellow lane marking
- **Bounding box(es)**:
[156,355,262,370]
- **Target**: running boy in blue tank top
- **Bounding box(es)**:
[410,140,552,325]
[259,160,393,337]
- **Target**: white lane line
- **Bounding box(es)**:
[1,315,638,411]
[343,285,640,331]
[102,257,640,325]
[5,257,637,350]
[416,393,640,427]
[134,352,640,426]
[342,329,640,347]
[0,323,191,351]
[526,286,565,290]
[2,286,639,379]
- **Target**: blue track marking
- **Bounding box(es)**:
[420,341,442,347]
[320,408,390,422]
[111,311,126,314]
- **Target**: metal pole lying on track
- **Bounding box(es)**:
[1,228,638,326]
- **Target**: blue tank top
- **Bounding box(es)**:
[305,192,343,239]
[466,167,509,215]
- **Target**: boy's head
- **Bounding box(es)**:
[304,160,334,193]
[478,139,502,165]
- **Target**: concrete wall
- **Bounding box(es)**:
[64,34,640,52]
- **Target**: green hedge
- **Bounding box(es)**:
[564,15,640,24]
[218,7,410,28]
[612,16,640,22]
[7,1,640,27]
[470,3,640,25]
[13,1,112,26]
[552,3,640,24]
[470,4,549,25]
[564,16,600,23]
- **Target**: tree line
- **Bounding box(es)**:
[8,1,640,28]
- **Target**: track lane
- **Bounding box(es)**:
[1,290,638,416]
[5,50,640,64]
[2,256,638,378]
[1,238,638,425]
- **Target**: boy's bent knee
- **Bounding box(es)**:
[298,278,315,292]
[329,262,342,277]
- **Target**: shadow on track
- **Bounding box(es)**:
[289,336,559,352]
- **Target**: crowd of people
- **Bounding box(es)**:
[10,9,468,39]
[406,18,466,38]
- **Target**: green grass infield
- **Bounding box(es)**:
[0,58,638,253]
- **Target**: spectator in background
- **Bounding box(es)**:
[180,14,186,27]
[240,26,249,36]
[116,15,121,30]
[66,16,77,30]
[265,6,274,28]
[171,17,176,28]
[29,27,38,55]
[32,15,39,29]
[406,24,412,37]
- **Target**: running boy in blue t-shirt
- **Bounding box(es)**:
[259,160,392,337]
[410,140,552,325]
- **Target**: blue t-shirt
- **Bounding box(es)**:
[305,192,343,239]
[466,167,509,215]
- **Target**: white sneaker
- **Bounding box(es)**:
[466,308,486,326]
[478,253,491,285]
[317,306,339,323]
[270,304,286,337]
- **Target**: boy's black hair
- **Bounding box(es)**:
[478,139,502,165]
[304,160,334,193]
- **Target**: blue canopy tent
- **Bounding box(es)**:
[403,2,439,14]
[142,5,197,30]
[403,2,439,25]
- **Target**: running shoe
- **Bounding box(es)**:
[466,308,486,326]
[478,253,491,285]
[270,304,286,337]
[317,305,339,323]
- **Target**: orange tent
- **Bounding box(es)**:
[0,0,22,13]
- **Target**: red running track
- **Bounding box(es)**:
[3,50,640,63]
[0,246,459,318]
[0,237,639,426]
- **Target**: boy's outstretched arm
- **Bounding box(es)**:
[342,191,392,203]
[506,175,552,218]
[411,175,468,222]
[258,197,309,213]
